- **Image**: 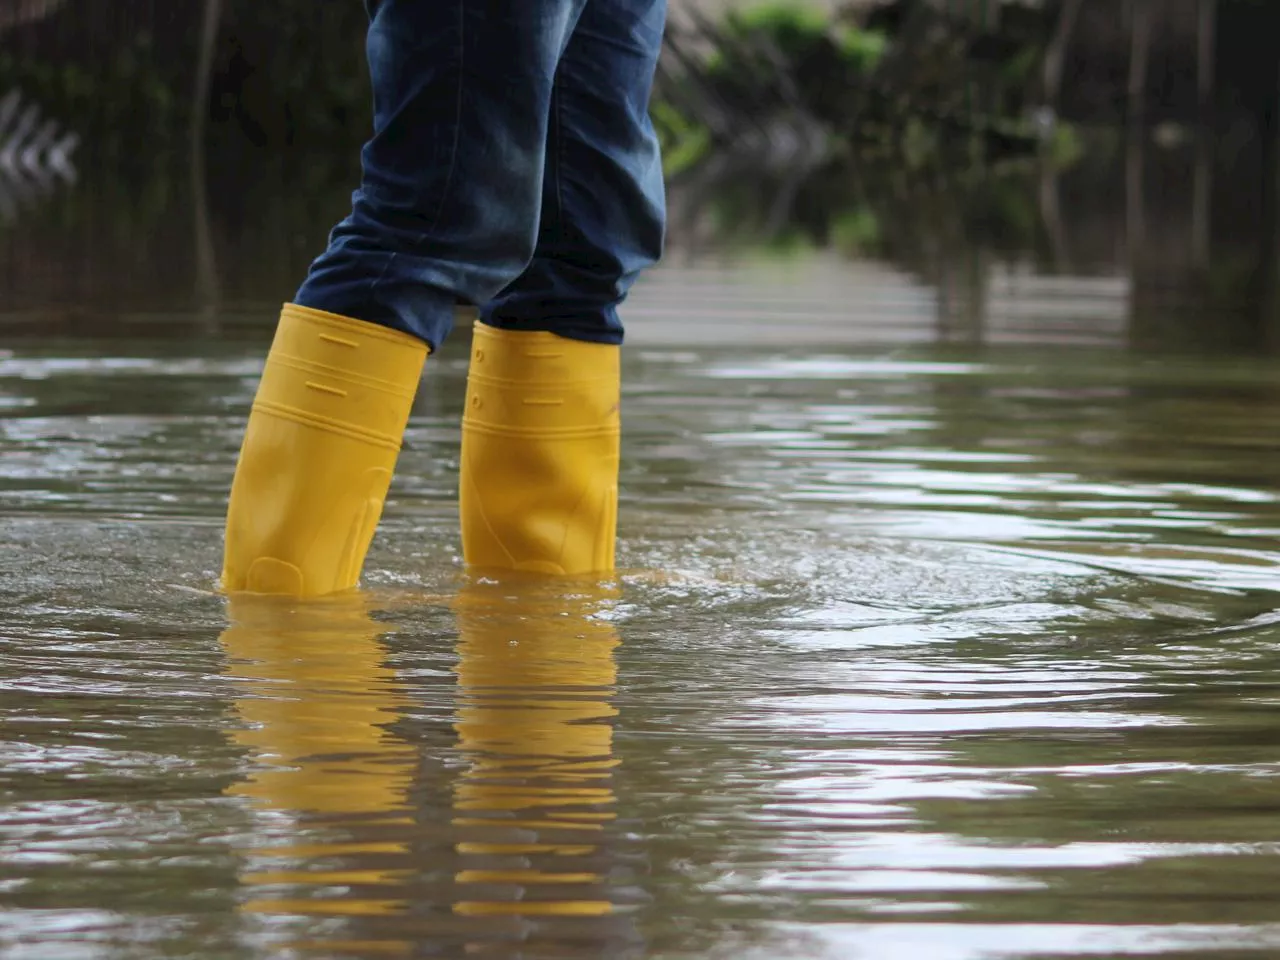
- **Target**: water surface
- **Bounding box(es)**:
[7,133,1280,956]
[5,262,1280,958]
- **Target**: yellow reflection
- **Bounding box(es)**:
[221,592,416,923]
[450,577,622,919]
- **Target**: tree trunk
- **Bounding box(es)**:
[1128,0,1154,122]
[1043,0,1084,111]
[1197,0,1217,116]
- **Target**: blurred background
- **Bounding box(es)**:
[4,0,1280,353]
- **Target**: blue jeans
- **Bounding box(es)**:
[294,0,668,350]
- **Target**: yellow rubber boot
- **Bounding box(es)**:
[222,304,427,596]
[460,323,620,576]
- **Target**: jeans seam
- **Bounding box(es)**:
[553,82,565,244]
[370,0,466,306]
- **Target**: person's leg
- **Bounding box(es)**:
[479,0,668,345]
[460,0,667,577]
[223,0,589,597]
[298,0,591,351]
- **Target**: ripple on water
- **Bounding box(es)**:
[4,334,1280,957]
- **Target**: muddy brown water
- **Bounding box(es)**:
[5,156,1280,958]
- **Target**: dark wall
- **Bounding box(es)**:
[207,1,372,148]
[0,0,371,148]
[1216,0,1280,120]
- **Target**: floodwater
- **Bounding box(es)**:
[5,148,1280,959]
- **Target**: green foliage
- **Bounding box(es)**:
[900,117,939,169]
[659,0,1053,181]
[0,30,188,157]
[1048,122,1084,166]
[999,45,1040,89]
[0,0,1054,168]
[835,23,889,74]
[733,1,829,36]
[212,0,372,144]
[830,207,881,255]
[716,1,888,78]
[650,100,712,176]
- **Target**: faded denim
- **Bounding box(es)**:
[294,0,668,349]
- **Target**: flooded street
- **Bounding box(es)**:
[5,155,1280,958]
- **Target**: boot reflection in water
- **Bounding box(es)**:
[450,576,639,937]
[221,593,416,927]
